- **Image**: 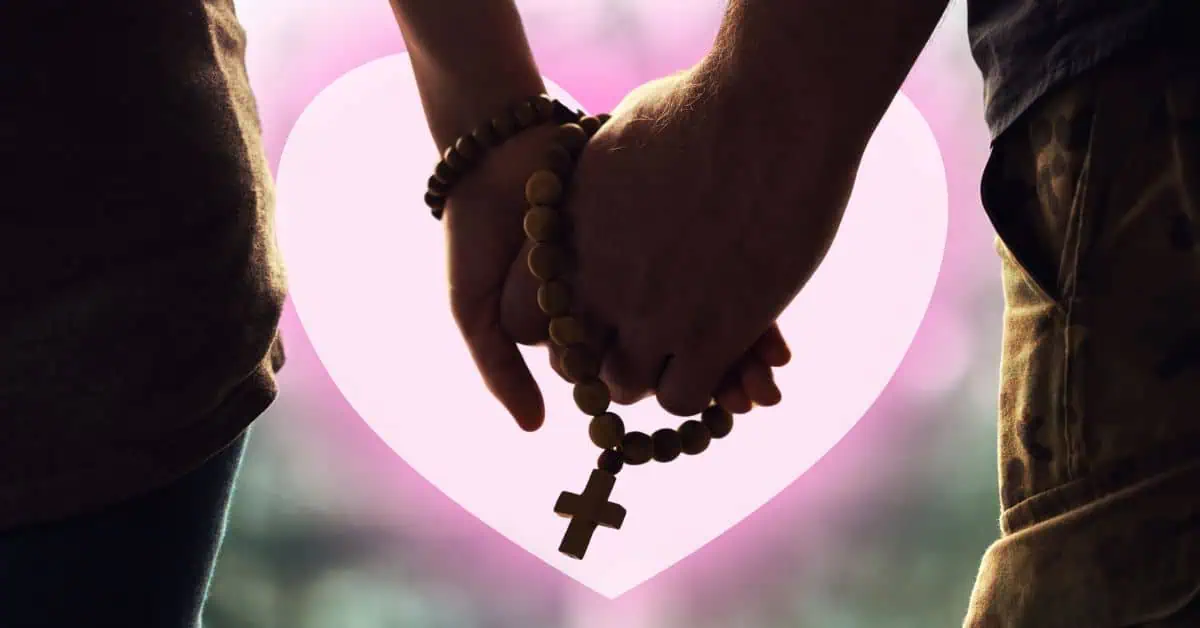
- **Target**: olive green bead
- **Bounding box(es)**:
[560,345,601,382]
[677,420,711,455]
[597,448,624,474]
[525,170,564,206]
[555,123,588,155]
[701,405,734,439]
[546,144,575,178]
[588,412,625,449]
[579,116,602,136]
[621,431,653,465]
[549,316,587,346]
[651,429,682,463]
[536,280,571,316]
[523,205,564,242]
[573,379,611,415]
[454,135,483,162]
[526,243,566,281]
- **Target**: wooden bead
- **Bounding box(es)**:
[597,449,624,475]
[454,135,483,162]
[525,170,564,205]
[532,95,555,121]
[434,160,457,184]
[579,116,602,136]
[651,429,682,463]
[549,316,587,346]
[536,280,571,316]
[442,145,468,171]
[491,112,517,139]
[574,379,611,415]
[678,420,711,455]
[527,244,566,281]
[523,205,564,242]
[561,345,601,382]
[588,412,625,449]
[597,113,612,125]
[423,191,446,210]
[546,144,574,178]
[701,405,733,439]
[551,99,578,124]
[555,123,589,156]
[472,123,500,148]
[427,175,448,196]
[621,432,653,465]
[513,101,538,128]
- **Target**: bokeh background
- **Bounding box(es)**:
[208,0,1006,626]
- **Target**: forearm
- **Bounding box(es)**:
[699,0,951,154]
[388,0,546,148]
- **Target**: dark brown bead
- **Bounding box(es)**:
[651,429,682,463]
[442,145,468,171]
[454,135,483,162]
[427,175,449,196]
[523,205,563,242]
[555,123,589,156]
[423,191,446,210]
[588,412,625,449]
[532,95,555,121]
[701,405,734,439]
[549,316,587,346]
[527,244,566,281]
[491,112,517,139]
[579,116,602,136]
[574,379,611,415]
[560,345,601,382]
[471,123,500,147]
[677,420,711,455]
[525,170,564,205]
[430,206,445,221]
[536,280,571,316]
[550,99,578,124]
[513,101,538,128]
[545,144,575,178]
[596,113,612,125]
[597,449,624,474]
[621,431,653,465]
[434,160,457,184]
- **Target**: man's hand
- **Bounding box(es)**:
[501,68,859,417]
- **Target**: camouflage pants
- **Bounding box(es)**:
[963,45,1200,628]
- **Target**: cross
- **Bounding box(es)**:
[554,469,626,560]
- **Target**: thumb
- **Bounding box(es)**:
[456,303,546,431]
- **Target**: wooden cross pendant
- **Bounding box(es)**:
[554,469,626,560]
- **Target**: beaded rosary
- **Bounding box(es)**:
[424,94,736,560]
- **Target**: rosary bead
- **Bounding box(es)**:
[549,316,587,346]
[434,160,457,185]
[527,244,567,281]
[513,101,538,129]
[523,205,564,243]
[532,95,555,122]
[651,429,683,463]
[701,405,734,439]
[427,175,448,196]
[423,191,446,211]
[561,345,601,382]
[579,116,602,136]
[536,280,571,316]
[573,379,611,415]
[525,170,564,206]
[546,144,575,178]
[588,412,625,449]
[597,449,624,475]
[454,135,483,162]
[471,123,500,148]
[491,112,518,139]
[442,145,468,171]
[555,123,589,156]
[621,432,654,465]
[677,419,711,455]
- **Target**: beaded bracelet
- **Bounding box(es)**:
[427,103,737,561]
[423,94,585,220]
